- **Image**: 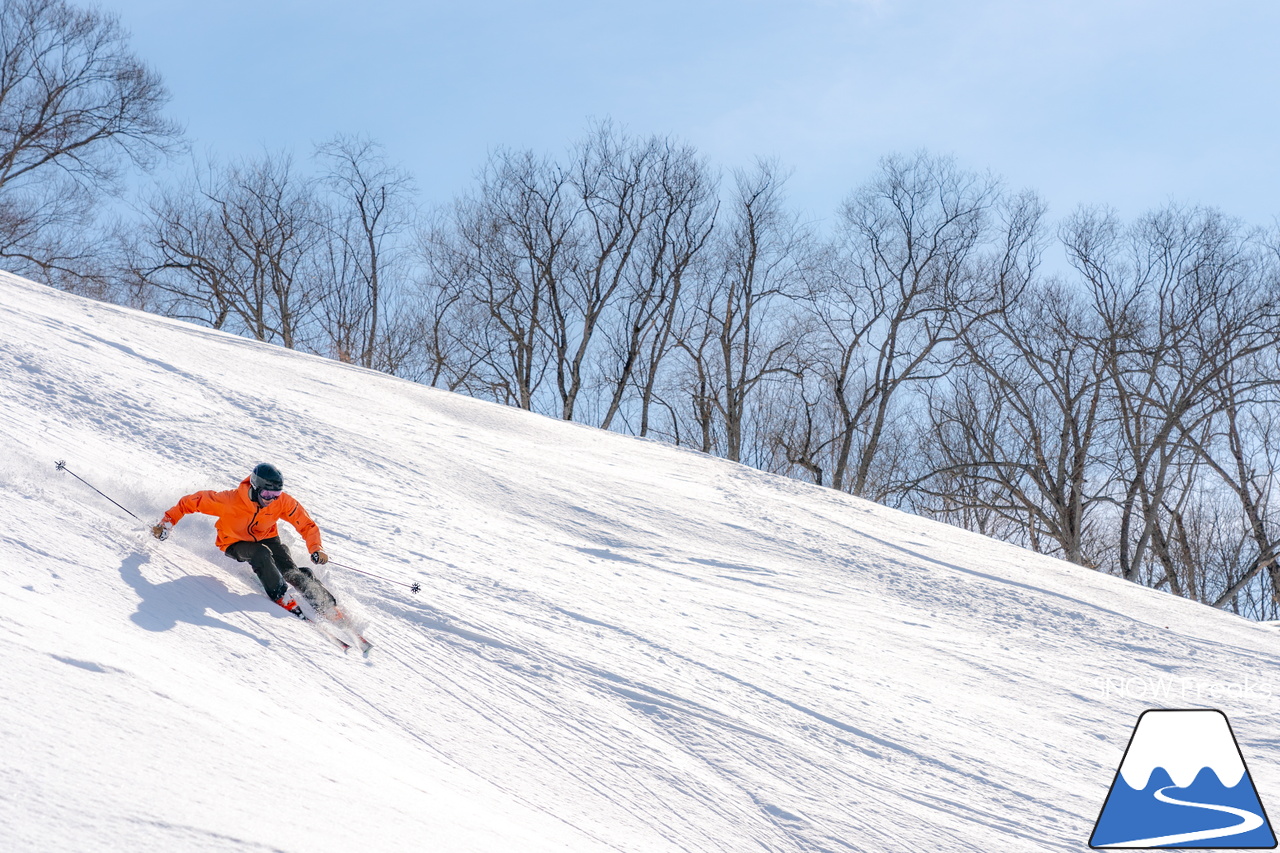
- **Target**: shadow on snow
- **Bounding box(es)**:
[118,551,270,646]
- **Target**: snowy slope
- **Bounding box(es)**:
[1,270,1278,852]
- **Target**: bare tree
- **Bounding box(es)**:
[1176,346,1280,614]
[919,278,1109,566]
[799,153,1013,498]
[1066,205,1280,591]
[546,123,666,422]
[598,140,717,434]
[0,0,181,286]
[399,249,488,391]
[762,358,832,484]
[419,123,719,426]
[674,159,808,462]
[315,135,415,370]
[127,152,325,349]
[420,148,570,409]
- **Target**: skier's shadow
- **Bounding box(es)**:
[119,552,271,647]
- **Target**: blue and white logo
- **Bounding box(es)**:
[1091,709,1276,849]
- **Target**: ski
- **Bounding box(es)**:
[306,615,352,652]
[313,607,369,656]
[273,596,349,651]
[280,602,369,656]
[320,631,353,653]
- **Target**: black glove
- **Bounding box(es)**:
[311,550,329,565]
[151,521,172,541]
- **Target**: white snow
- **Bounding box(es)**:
[1,269,1279,852]
[1117,710,1246,790]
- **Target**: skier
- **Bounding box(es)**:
[150,463,340,620]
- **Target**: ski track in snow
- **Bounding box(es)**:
[2,271,1279,852]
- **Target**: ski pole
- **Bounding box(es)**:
[327,559,421,594]
[54,460,141,521]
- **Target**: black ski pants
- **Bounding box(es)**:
[225,537,337,613]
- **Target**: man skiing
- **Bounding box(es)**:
[150,463,340,620]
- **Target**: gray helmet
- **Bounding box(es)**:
[249,462,284,503]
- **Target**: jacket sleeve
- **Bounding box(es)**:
[162,490,227,527]
[279,496,323,554]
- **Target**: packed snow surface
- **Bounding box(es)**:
[1,271,1278,852]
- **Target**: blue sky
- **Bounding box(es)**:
[108,0,1280,230]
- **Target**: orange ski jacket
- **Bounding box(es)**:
[162,477,323,554]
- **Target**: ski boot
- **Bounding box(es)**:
[274,595,306,619]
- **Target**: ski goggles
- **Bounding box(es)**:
[258,489,283,502]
